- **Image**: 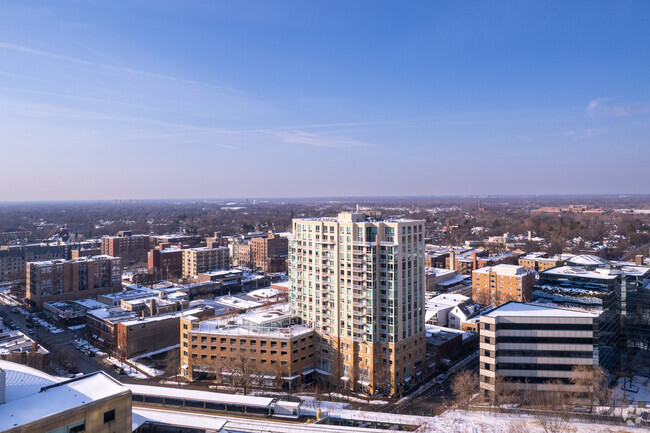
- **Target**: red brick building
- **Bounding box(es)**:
[147,243,183,278]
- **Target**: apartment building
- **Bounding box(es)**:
[479,302,604,399]
[101,231,150,263]
[0,245,62,282]
[518,252,564,272]
[26,255,122,310]
[147,243,183,278]
[0,360,132,433]
[472,264,534,307]
[289,211,426,396]
[249,233,289,272]
[180,309,315,389]
[181,247,230,278]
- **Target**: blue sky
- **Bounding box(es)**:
[0,1,648,200]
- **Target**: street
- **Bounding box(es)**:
[385,355,480,416]
[0,303,117,377]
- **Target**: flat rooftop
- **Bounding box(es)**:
[0,360,129,431]
[484,302,598,318]
[543,266,619,280]
[474,264,527,275]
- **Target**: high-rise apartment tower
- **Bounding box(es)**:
[289,212,426,395]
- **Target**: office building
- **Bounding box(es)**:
[537,255,650,370]
[26,255,122,310]
[472,264,534,307]
[181,247,230,279]
[289,211,426,396]
[479,302,612,400]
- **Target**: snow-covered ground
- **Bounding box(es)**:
[105,357,148,379]
[67,324,86,330]
[128,359,164,377]
[33,317,64,333]
[417,409,644,433]
[132,344,179,360]
[102,354,164,379]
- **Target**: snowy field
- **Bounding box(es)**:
[416,410,645,433]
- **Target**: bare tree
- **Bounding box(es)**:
[223,353,263,395]
[272,361,289,390]
[532,380,572,433]
[163,348,180,377]
[570,365,610,413]
[450,369,479,412]
[374,362,393,397]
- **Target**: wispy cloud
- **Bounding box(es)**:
[268,130,377,148]
[0,42,237,93]
[587,98,650,118]
[580,128,606,139]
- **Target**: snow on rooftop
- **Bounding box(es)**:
[128,384,274,407]
[0,361,129,431]
[542,266,619,279]
[214,295,263,309]
[484,302,598,318]
[567,254,611,266]
[133,407,228,431]
[247,288,282,299]
[474,264,527,275]
[73,298,109,309]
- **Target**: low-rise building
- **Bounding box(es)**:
[0,360,132,433]
[180,308,315,389]
[518,252,564,272]
[116,305,215,358]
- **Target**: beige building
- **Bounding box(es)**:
[182,247,230,278]
[289,212,426,396]
[0,360,132,433]
[518,252,563,272]
[26,255,122,310]
[472,264,534,307]
[180,309,315,389]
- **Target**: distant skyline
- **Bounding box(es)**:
[1,1,649,201]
